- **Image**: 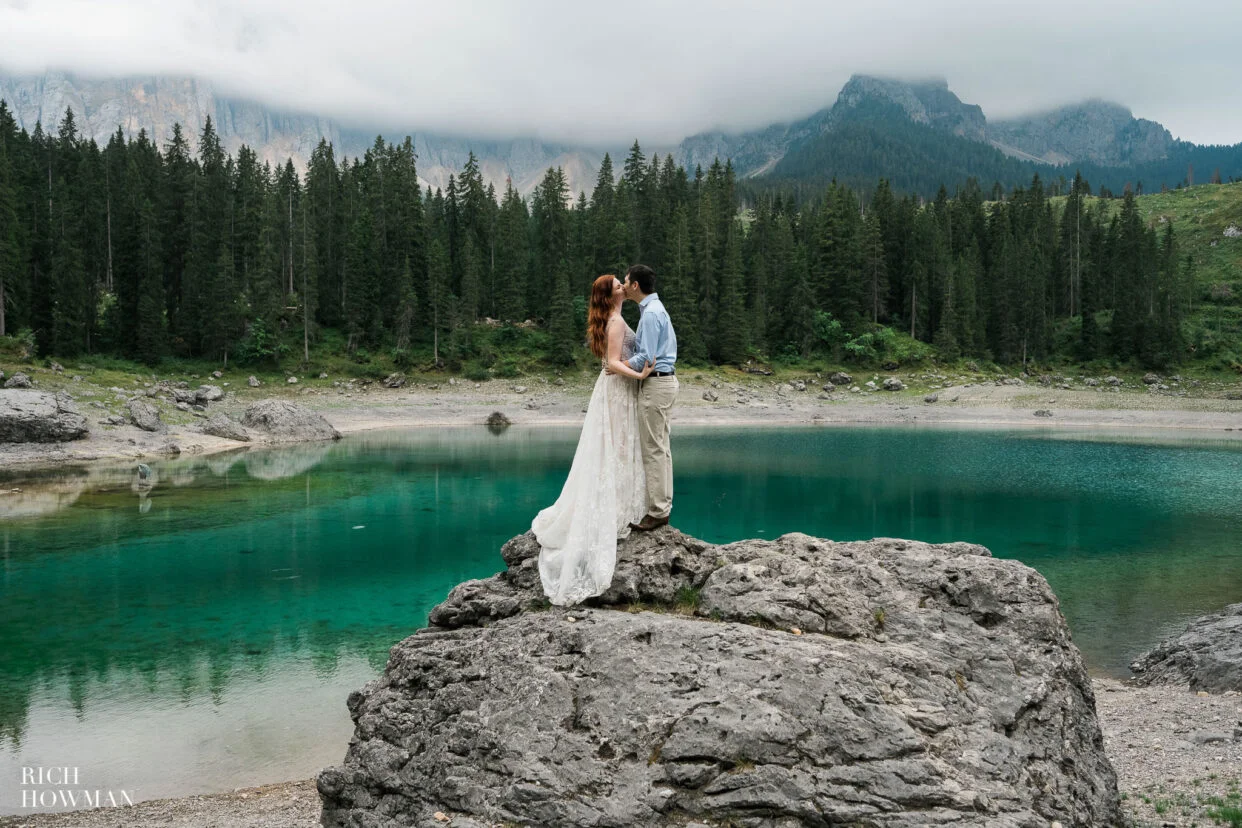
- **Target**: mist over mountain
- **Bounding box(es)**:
[0,72,612,197]
[3,70,1239,199]
[678,75,1190,177]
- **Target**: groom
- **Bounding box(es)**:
[623,264,679,531]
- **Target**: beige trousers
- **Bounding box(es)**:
[637,375,678,518]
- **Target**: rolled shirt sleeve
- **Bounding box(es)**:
[628,310,656,372]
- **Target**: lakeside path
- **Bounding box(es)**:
[3,365,1242,471]
[3,680,1241,828]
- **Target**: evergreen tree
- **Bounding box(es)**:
[714,222,749,362]
[495,180,529,322]
[161,122,195,351]
[663,203,707,362]
[344,202,379,348]
[426,236,453,366]
[133,195,166,364]
[0,124,19,338]
[394,256,418,353]
[861,209,887,323]
[548,265,577,365]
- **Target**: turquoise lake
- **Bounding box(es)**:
[3,425,1242,811]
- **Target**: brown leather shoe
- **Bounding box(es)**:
[629,513,670,532]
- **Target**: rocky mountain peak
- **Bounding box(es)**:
[0,71,606,198]
[989,98,1174,166]
[833,74,987,140]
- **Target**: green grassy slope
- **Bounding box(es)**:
[1093,182,1241,369]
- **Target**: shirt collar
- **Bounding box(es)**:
[639,293,658,309]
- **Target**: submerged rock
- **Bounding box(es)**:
[1130,603,1242,692]
[320,529,1122,828]
[0,390,89,443]
[485,411,512,428]
[240,399,340,442]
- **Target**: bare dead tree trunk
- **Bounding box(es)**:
[303,200,310,366]
[910,282,916,339]
[105,164,114,293]
[288,186,294,295]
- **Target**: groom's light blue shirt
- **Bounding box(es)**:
[627,293,677,373]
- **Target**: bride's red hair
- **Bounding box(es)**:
[586,274,617,359]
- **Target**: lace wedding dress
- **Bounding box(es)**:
[533,320,648,605]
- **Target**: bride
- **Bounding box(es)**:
[532,274,654,606]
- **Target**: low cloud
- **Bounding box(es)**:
[1,0,1238,145]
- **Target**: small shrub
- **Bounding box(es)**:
[462,361,491,382]
[390,347,413,369]
[235,318,289,366]
[493,356,522,378]
[673,586,701,613]
[0,328,38,360]
[1206,804,1242,827]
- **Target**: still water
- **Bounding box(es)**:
[2,425,1242,811]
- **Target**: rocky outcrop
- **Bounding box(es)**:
[1130,603,1242,692]
[240,399,340,443]
[126,399,166,432]
[320,529,1122,828]
[832,75,987,141]
[196,384,224,403]
[0,390,89,443]
[3,372,33,389]
[989,101,1173,167]
[200,413,250,442]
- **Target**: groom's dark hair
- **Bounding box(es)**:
[625,264,656,295]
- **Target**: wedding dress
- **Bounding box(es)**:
[533,320,648,605]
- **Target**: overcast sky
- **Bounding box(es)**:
[1,0,1239,147]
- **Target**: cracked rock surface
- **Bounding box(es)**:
[319,528,1122,827]
[0,389,89,443]
[1130,602,1242,692]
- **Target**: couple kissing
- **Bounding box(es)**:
[531,264,679,606]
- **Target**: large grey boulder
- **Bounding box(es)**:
[200,413,250,442]
[1130,603,1242,692]
[0,390,89,443]
[240,399,340,443]
[319,529,1122,828]
[3,372,33,389]
[126,399,165,432]
[195,384,224,403]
